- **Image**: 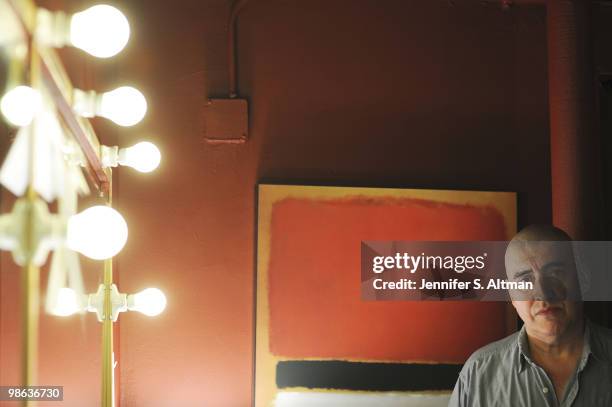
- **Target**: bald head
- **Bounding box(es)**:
[511,224,572,243]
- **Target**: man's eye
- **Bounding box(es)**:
[516,275,533,283]
[549,267,565,276]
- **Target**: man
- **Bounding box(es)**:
[449,225,612,406]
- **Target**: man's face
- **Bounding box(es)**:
[505,241,582,341]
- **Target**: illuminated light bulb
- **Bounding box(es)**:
[128,288,167,316]
[52,287,79,317]
[98,86,147,126]
[66,206,128,260]
[69,5,130,58]
[0,86,42,126]
[118,142,161,173]
[72,86,147,126]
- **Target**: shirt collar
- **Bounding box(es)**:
[516,325,531,373]
[515,320,605,373]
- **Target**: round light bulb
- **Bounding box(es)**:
[0,86,42,126]
[129,288,166,317]
[69,5,130,58]
[52,287,79,317]
[98,86,147,126]
[66,206,128,260]
[118,142,161,173]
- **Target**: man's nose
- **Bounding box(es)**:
[533,275,566,301]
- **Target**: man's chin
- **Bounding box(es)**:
[532,320,568,339]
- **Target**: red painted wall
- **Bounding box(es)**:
[1,1,558,406]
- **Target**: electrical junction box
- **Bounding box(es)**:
[203,98,248,144]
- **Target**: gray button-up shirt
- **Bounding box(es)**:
[449,321,612,407]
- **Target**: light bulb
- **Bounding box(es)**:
[69,5,130,58]
[66,206,128,260]
[128,288,166,316]
[98,86,147,126]
[118,142,161,173]
[0,86,42,126]
[52,287,79,316]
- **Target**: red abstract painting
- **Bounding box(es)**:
[256,185,516,407]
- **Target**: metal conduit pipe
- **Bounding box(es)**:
[547,0,601,239]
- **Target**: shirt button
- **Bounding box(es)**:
[542,387,549,394]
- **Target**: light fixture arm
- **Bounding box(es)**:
[100,145,119,168]
[72,88,99,118]
[35,8,70,48]
[0,197,65,266]
[87,283,127,322]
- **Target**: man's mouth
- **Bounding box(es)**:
[536,307,561,316]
